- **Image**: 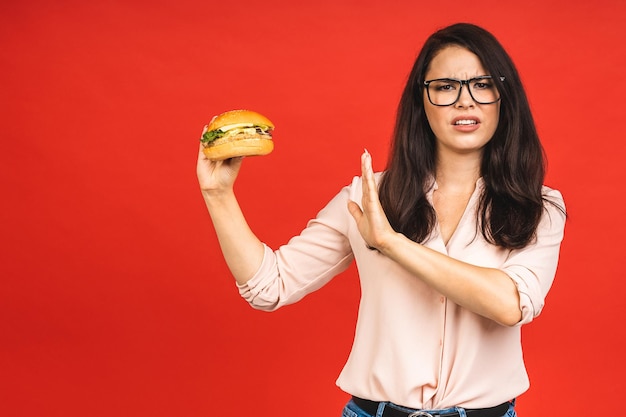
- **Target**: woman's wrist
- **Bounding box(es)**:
[202,188,237,212]
[202,186,234,200]
[377,231,407,257]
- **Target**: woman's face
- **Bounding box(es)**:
[423,45,500,158]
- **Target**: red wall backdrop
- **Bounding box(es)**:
[2,1,625,416]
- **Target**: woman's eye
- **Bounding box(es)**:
[436,83,456,91]
[473,81,493,90]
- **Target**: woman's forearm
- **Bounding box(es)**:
[379,232,522,326]
[203,189,265,285]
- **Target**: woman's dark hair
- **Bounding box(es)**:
[379,22,560,249]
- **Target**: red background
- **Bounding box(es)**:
[2,1,625,416]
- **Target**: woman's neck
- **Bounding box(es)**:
[435,151,482,194]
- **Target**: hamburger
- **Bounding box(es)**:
[201,109,275,161]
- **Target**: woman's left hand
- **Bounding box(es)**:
[347,150,397,252]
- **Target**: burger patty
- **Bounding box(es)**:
[205,130,272,147]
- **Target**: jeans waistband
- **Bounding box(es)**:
[351,397,510,417]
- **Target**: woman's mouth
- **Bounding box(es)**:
[452,116,481,131]
[454,119,478,125]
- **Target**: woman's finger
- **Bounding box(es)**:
[347,200,363,222]
[361,150,371,198]
[361,149,380,210]
[198,125,209,158]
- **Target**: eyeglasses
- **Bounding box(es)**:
[423,75,505,106]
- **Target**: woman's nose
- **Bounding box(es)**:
[455,84,475,108]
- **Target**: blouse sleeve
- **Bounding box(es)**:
[500,188,567,325]
[237,182,355,311]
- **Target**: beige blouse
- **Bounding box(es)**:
[238,174,566,409]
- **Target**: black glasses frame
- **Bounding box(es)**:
[423,75,505,106]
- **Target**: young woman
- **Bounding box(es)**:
[197,23,566,417]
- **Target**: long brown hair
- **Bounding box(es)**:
[378,23,562,249]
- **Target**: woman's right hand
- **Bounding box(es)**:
[196,126,244,195]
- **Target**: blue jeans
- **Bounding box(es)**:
[341,398,516,417]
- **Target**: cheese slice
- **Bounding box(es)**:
[218,123,255,131]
